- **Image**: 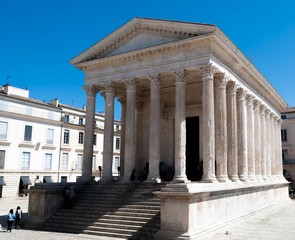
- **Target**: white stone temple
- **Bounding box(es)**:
[70,18,289,239]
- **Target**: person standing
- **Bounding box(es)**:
[15,206,23,229]
[129,169,136,191]
[6,209,15,232]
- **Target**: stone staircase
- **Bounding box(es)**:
[42,181,165,239]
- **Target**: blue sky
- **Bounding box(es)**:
[1,0,295,120]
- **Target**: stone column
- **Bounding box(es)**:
[273,116,279,179]
[246,94,255,181]
[277,119,285,180]
[135,102,144,173]
[253,100,262,181]
[265,109,272,180]
[123,78,137,181]
[236,88,248,181]
[214,73,230,182]
[200,64,217,182]
[117,97,126,179]
[81,85,99,181]
[226,81,239,182]
[101,83,115,181]
[260,106,267,179]
[173,69,188,182]
[270,113,277,180]
[147,74,161,181]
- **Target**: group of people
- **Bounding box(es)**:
[5,206,23,232]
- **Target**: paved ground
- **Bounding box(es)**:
[0,195,295,239]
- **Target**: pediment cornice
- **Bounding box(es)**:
[70,18,216,65]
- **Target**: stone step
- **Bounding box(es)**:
[42,181,165,239]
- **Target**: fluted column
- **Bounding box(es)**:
[237,88,248,181]
[200,64,217,182]
[265,109,272,180]
[274,116,281,180]
[226,81,239,182]
[101,83,115,181]
[246,94,255,181]
[147,74,161,181]
[253,100,262,181]
[270,113,277,180]
[135,102,144,174]
[214,73,230,182]
[260,106,267,179]
[117,97,126,179]
[123,78,137,181]
[173,69,188,182]
[81,85,99,181]
[277,119,285,180]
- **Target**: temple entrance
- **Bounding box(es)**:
[186,116,201,181]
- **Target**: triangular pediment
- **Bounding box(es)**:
[106,32,183,57]
[70,18,216,65]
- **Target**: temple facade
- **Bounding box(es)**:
[70,18,289,238]
[71,18,286,183]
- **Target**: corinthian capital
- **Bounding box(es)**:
[214,72,228,87]
[199,63,218,79]
[236,87,247,98]
[146,73,160,86]
[226,80,239,94]
[172,69,188,83]
[83,85,100,97]
[101,82,115,94]
[124,78,137,90]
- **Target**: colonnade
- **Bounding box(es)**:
[81,64,284,183]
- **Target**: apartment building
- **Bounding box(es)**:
[0,84,121,197]
[281,108,295,182]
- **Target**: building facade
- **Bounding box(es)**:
[0,84,121,197]
[70,18,289,238]
[281,109,295,182]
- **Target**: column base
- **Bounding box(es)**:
[229,175,240,182]
[173,175,190,183]
[202,176,218,183]
[217,176,231,183]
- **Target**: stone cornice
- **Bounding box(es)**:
[72,19,287,112]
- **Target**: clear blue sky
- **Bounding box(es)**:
[1,0,295,120]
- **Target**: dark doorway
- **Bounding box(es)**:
[186,116,200,181]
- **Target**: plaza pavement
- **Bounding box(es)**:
[0,195,295,240]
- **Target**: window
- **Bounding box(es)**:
[63,115,69,123]
[116,125,120,132]
[46,128,54,144]
[115,137,120,150]
[24,125,32,141]
[282,149,288,162]
[60,153,68,171]
[78,132,84,144]
[281,129,287,142]
[114,156,120,171]
[281,115,287,119]
[21,152,30,170]
[44,153,52,171]
[0,150,5,169]
[0,121,8,139]
[63,130,69,144]
[78,118,84,125]
[93,134,97,146]
[76,154,83,171]
[92,155,96,171]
